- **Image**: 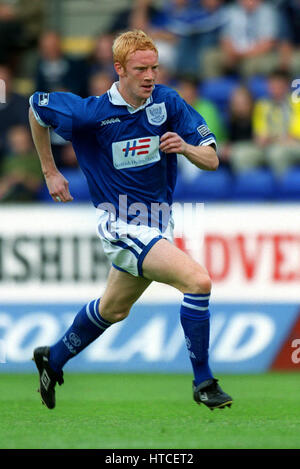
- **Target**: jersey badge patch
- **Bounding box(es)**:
[38,93,49,106]
[146,103,167,126]
[197,124,211,138]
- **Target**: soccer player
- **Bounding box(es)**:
[29,30,233,411]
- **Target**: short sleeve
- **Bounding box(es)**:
[29,91,99,142]
[168,90,217,149]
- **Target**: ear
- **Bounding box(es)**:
[114,62,126,78]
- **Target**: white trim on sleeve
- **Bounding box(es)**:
[29,95,49,128]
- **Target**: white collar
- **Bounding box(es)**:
[107,81,153,114]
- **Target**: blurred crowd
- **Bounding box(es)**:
[0,0,300,202]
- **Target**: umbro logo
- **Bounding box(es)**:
[100,118,121,126]
[200,392,208,401]
[41,370,51,391]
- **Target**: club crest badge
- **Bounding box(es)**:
[146,102,167,126]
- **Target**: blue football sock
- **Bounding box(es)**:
[49,298,111,373]
[180,293,214,386]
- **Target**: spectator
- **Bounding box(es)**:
[14,0,46,79]
[156,64,174,86]
[277,0,300,76]
[0,125,43,202]
[176,75,227,143]
[253,69,300,175]
[88,71,114,97]
[227,70,300,175]
[109,0,171,38]
[128,0,177,72]
[16,0,45,49]
[107,0,177,73]
[167,0,227,78]
[0,64,29,160]
[87,33,117,81]
[175,75,226,178]
[217,0,279,77]
[227,86,254,141]
[35,31,88,97]
[0,1,24,69]
[34,31,90,166]
[223,85,262,171]
[131,0,227,77]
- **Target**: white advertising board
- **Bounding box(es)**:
[0,203,299,302]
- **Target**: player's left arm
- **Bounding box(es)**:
[159,131,219,171]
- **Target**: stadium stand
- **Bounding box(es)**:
[1,0,300,204]
[230,168,277,201]
[173,166,233,202]
[276,167,300,201]
[199,76,239,121]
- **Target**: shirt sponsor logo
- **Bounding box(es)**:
[112,136,160,169]
[146,103,167,126]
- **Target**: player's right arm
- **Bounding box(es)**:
[29,107,73,203]
[29,90,99,201]
[166,88,218,169]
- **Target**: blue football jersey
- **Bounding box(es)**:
[30,83,216,220]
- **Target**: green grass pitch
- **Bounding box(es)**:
[0,372,299,449]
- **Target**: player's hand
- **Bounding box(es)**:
[159,132,187,155]
[44,170,74,203]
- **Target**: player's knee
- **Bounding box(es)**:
[112,309,130,323]
[186,271,212,294]
[101,306,130,324]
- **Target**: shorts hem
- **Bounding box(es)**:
[112,263,131,275]
[137,235,163,277]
